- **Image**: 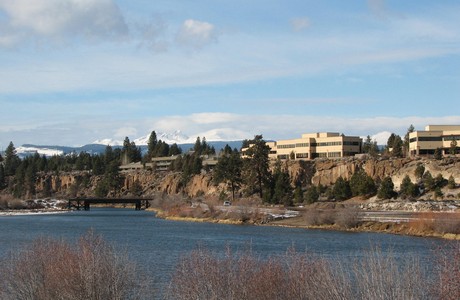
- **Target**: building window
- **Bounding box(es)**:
[343,141,360,146]
[409,137,417,143]
[295,143,309,147]
[328,152,341,158]
[417,137,442,142]
[277,154,289,160]
[296,153,308,158]
[443,135,460,141]
[277,144,296,149]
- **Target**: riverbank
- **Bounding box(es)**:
[0,209,69,216]
[150,205,460,240]
[269,216,460,240]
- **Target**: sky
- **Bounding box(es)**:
[1,0,460,148]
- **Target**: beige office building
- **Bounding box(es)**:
[409,125,460,156]
[243,132,362,160]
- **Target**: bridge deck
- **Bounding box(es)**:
[68,198,153,211]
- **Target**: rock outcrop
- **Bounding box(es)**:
[8,157,458,200]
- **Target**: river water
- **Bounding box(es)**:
[0,208,451,291]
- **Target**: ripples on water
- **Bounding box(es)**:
[0,208,451,288]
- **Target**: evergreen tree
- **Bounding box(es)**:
[434,173,447,188]
[293,186,303,204]
[0,164,5,189]
[168,143,182,156]
[213,147,243,201]
[193,137,202,154]
[450,138,458,155]
[399,175,418,199]
[92,155,105,175]
[386,134,403,157]
[332,177,352,201]
[147,130,158,159]
[271,162,292,206]
[403,124,415,157]
[363,135,373,154]
[304,185,319,204]
[447,175,456,189]
[242,135,271,199]
[434,148,443,160]
[349,169,376,197]
[4,141,21,176]
[25,163,37,198]
[104,145,114,166]
[414,163,425,181]
[13,163,26,198]
[377,177,396,199]
[422,171,435,191]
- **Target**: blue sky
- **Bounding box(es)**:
[0,0,459,148]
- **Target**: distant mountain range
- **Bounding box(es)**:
[15,140,243,158]
[10,129,390,158]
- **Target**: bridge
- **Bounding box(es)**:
[68,198,152,211]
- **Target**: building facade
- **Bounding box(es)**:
[243,132,362,161]
[409,125,460,156]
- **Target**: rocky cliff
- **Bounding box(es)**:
[9,157,459,199]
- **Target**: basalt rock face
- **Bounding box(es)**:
[310,157,460,190]
[19,157,460,199]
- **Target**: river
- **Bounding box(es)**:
[0,208,451,292]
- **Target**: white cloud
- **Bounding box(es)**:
[176,19,217,49]
[114,127,138,139]
[290,17,311,32]
[0,0,128,47]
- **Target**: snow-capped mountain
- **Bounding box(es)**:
[134,130,190,145]
[93,130,190,146]
[16,145,64,157]
[91,138,124,146]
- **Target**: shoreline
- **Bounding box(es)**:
[0,209,70,217]
[150,207,460,240]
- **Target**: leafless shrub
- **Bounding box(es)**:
[335,208,360,229]
[432,241,460,300]
[166,244,442,300]
[351,246,431,300]
[0,199,7,209]
[0,231,149,300]
[304,209,335,226]
[432,213,460,235]
[7,199,27,209]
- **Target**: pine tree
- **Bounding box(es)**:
[377,177,395,199]
[450,138,458,155]
[423,171,435,191]
[214,147,242,201]
[447,175,456,189]
[0,164,5,189]
[242,135,270,199]
[304,185,319,204]
[333,177,352,201]
[414,163,425,181]
[4,141,21,176]
[271,162,292,206]
[350,169,376,197]
[399,175,418,199]
[403,124,415,157]
[434,148,443,160]
[386,134,403,157]
[147,130,158,159]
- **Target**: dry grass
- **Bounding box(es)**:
[0,231,149,300]
[166,242,459,300]
[303,208,360,229]
[408,212,460,235]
